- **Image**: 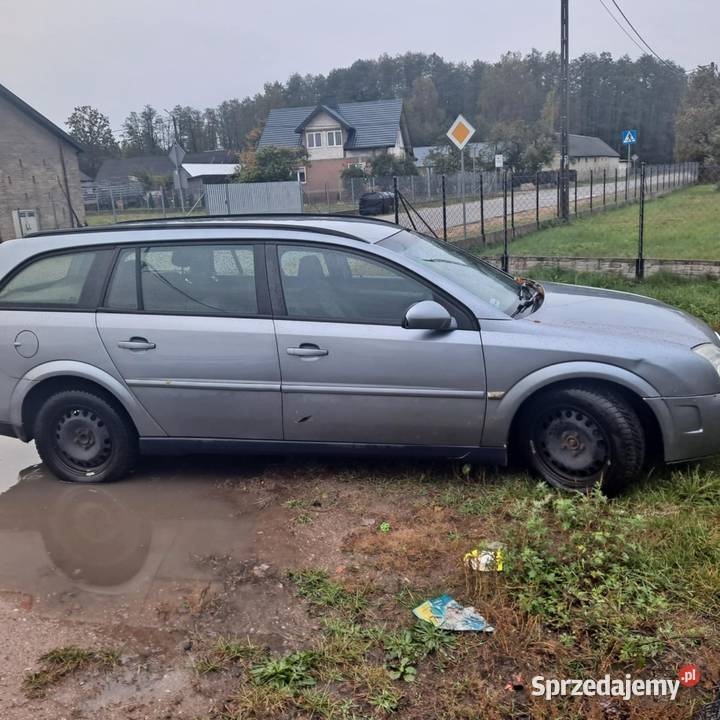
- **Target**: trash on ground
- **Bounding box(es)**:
[463,542,505,572]
[413,595,494,632]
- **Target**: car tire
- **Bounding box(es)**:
[34,389,138,483]
[518,385,645,495]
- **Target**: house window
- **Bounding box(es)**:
[306,131,323,148]
[327,130,343,147]
[297,167,307,184]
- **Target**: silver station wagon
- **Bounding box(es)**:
[0,216,718,493]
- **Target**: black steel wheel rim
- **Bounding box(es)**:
[532,404,610,489]
[54,406,113,475]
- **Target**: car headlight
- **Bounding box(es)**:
[693,343,720,378]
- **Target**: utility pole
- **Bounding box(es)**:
[559,0,570,221]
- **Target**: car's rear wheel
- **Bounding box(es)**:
[518,385,645,494]
[34,390,138,483]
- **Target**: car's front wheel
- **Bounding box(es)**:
[34,389,138,483]
[518,385,645,494]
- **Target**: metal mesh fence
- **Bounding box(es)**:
[83,181,205,225]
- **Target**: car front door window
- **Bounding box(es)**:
[277,244,436,325]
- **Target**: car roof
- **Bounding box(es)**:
[26,214,400,245]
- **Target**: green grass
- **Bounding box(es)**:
[287,568,368,615]
[526,268,720,330]
[23,646,120,697]
[500,184,720,259]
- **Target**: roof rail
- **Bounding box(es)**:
[26,220,372,243]
[115,212,399,227]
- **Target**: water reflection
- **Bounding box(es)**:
[0,451,273,608]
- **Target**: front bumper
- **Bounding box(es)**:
[645,393,720,463]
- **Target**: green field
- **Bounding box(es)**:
[503,184,720,259]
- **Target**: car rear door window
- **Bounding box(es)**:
[0,249,112,308]
[277,244,433,325]
[104,244,258,315]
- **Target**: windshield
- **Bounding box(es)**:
[379,230,521,315]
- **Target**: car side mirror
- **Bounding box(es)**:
[403,300,457,331]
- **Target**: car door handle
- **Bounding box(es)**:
[118,337,156,351]
[286,344,329,357]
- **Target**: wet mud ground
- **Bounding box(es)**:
[0,437,369,719]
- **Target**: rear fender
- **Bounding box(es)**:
[10,361,165,439]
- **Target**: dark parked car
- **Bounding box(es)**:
[359,191,395,216]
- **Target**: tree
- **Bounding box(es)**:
[488,120,554,173]
[675,63,720,164]
[236,146,308,183]
[370,152,417,177]
[341,164,368,190]
[117,49,689,165]
[425,145,460,174]
[121,105,169,156]
[65,105,119,176]
[405,77,445,146]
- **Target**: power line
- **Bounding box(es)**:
[597,0,651,57]
[597,0,684,75]
[608,0,683,74]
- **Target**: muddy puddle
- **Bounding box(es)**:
[0,437,325,648]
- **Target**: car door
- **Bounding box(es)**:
[270,242,486,447]
[96,242,282,440]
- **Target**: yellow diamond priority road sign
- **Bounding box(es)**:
[446,114,476,150]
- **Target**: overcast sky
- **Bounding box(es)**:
[1,0,717,133]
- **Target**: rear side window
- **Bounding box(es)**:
[0,250,112,308]
[104,244,258,315]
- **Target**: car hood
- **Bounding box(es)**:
[530,281,717,347]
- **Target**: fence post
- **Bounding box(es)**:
[426,167,431,200]
[109,185,117,223]
[393,176,399,225]
[614,167,618,204]
[410,175,415,203]
[502,170,509,273]
[479,172,486,244]
[589,170,593,213]
[636,162,646,280]
[634,167,638,199]
[510,171,515,238]
[574,174,578,216]
[556,171,560,217]
[625,162,629,202]
[535,171,540,229]
[441,174,447,242]
[602,168,606,207]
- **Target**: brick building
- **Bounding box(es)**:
[0,83,85,241]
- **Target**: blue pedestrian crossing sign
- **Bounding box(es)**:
[622,129,638,145]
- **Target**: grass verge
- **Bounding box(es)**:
[494,184,720,260]
[525,268,720,330]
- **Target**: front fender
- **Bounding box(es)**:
[482,361,663,447]
[10,360,166,440]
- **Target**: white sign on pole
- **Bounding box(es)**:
[446,114,476,150]
[494,154,504,169]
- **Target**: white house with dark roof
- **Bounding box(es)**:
[549,133,621,180]
[258,99,412,193]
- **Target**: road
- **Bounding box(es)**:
[381,170,688,233]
